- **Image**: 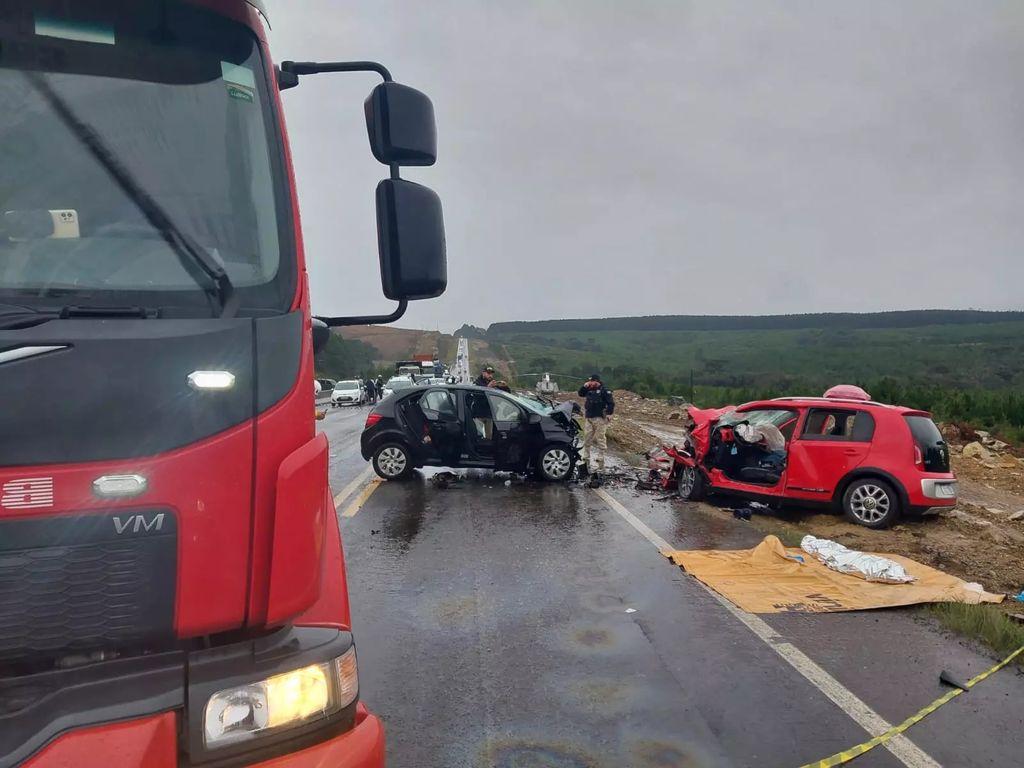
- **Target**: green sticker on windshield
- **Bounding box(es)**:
[227,85,255,103]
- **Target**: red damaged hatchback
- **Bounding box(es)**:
[670,386,958,528]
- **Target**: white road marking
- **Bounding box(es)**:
[593,487,941,768]
[332,465,374,509]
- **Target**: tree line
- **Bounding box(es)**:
[489,309,1024,336]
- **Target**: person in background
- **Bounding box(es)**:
[375,374,384,396]
[474,366,496,387]
[365,377,377,404]
[577,373,615,478]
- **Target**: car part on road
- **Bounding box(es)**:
[938,669,970,691]
[843,478,900,528]
[801,535,915,584]
[373,443,413,480]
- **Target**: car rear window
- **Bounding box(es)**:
[904,415,950,472]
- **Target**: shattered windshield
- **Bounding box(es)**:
[0,1,293,313]
[508,393,555,415]
[719,408,797,427]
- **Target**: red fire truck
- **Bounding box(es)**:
[0,1,446,765]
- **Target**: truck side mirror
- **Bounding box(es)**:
[311,318,331,355]
[364,83,437,166]
[376,179,447,300]
[280,62,447,325]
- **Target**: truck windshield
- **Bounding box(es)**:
[0,1,294,314]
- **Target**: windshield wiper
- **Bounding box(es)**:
[0,304,158,330]
[23,73,239,319]
[0,304,57,330]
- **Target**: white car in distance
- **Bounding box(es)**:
[331,379,366,407]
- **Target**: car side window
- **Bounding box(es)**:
[487,393,522,423]
[420,389,457,420]
[801,409,875,442]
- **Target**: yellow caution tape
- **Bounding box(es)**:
[800,644,1024,767]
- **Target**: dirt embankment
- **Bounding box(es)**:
[599,390,1024,596]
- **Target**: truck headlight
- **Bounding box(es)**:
[203,648,358,749]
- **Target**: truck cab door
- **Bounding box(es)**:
[785,408,874,502]
[486,392,528,470]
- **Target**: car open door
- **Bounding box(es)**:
[487,392,529,471]
[418,389,463,466]
[785,407,874,502]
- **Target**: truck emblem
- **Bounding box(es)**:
[113,513,165,535]
[0,477,54,509]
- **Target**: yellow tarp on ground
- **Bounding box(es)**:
[664,535,1004,614]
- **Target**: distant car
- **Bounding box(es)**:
[672,389,957,528]
[361,385,580,481]
[331,379,366,407]
[380,375,417,399]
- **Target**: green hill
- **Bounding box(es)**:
[484,311,1024,439]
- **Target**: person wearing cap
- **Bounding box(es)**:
[474,366,496,387]
[577,373,615,476]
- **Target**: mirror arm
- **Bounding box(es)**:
[316,299,408,328]
[280,60,393,83]
[280,61,404,189]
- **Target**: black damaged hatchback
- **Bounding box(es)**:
[360,385,580,481]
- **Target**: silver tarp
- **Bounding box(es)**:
[800,535,916,584]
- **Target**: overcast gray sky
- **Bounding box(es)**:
[270,1,1023,332]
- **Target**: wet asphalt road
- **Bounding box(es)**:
[320,406,1024,768]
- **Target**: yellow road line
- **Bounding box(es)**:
[341,477,383,518]
[592,487,939,768]
[800,644,1024,767]
[333,465,375,509]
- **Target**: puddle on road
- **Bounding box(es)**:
[632,741,704,768]
[481,740,599,768]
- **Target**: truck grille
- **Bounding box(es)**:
[0,511,177,663]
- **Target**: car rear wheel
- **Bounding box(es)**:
[676,465,705,500]
[373,443,413,480]
[843,478,899,528]
[536,445,574,482]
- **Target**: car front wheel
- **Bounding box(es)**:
[536,445,574,482]
[843,478,899,528]
[372,443,414,480]
[676,465,705,500]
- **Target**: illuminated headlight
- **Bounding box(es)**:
[203,648,358,749]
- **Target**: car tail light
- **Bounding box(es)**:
[364,412,383,429]
[913,443,924,469]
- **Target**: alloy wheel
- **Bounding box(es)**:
[849,483,890,524]
[378,446,408,477]
[677,466,696,498]
[542,448,572,479]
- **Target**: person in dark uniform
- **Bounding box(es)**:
[577,373,615,476]
[474,366,496,387]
